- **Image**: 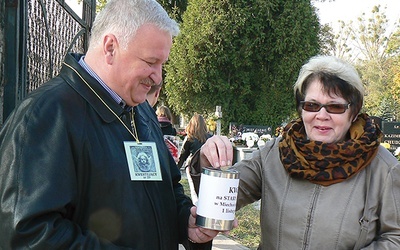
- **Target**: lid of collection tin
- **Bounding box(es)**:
[202,167,239,178]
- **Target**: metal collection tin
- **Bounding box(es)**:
[195,167,240,231]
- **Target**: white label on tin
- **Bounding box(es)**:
[196,173,239,220]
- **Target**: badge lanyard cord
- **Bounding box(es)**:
[63,62,140,143]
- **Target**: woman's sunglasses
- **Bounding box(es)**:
[300,101,351,114]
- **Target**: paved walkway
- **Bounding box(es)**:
[179,233,250,250]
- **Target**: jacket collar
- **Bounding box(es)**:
[60,53,125,124]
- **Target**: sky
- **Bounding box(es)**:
[313,0,400,32]
[65,0,82,17]
[66,0,400,27]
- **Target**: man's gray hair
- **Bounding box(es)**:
[89,0,179,49]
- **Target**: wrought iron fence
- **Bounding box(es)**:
[1,0,95,124]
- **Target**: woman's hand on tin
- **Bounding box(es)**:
[200,136,233,169]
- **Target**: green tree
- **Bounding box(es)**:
[352,6,399,117]
[389,36,400,120]
[353,6,393,62]
[319,21,355,62]
[157,0,188,23]
[96,0,107,11]
[165,0,320,132]
[319,24,335,55]
[320,5,400,119]
[376,94,397,121]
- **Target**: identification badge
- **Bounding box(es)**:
[124,141,162,181]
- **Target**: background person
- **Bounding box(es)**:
[156,105,180,162]
[191,55,400,249]
[0,0,219,248]
[156,105,179,163]
[178,113,213,249]
[146,83,180,163]
[147,82,162,107]
[156,105,177,135]
[178,114,212,196]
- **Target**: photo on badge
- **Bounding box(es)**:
[124,141,162,181]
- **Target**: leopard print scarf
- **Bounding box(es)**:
[279,113,383,186]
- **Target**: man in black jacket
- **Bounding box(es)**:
[0,0,219,248]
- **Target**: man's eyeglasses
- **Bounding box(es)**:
[300,101,351,114]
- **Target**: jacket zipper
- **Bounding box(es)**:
[302,185,322,250]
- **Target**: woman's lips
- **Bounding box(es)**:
[315,126,332,133]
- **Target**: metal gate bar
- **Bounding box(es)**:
[2,0,95,124]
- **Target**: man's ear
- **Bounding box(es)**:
[103,34,118,64]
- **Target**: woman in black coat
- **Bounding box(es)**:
[156,105,177,136]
